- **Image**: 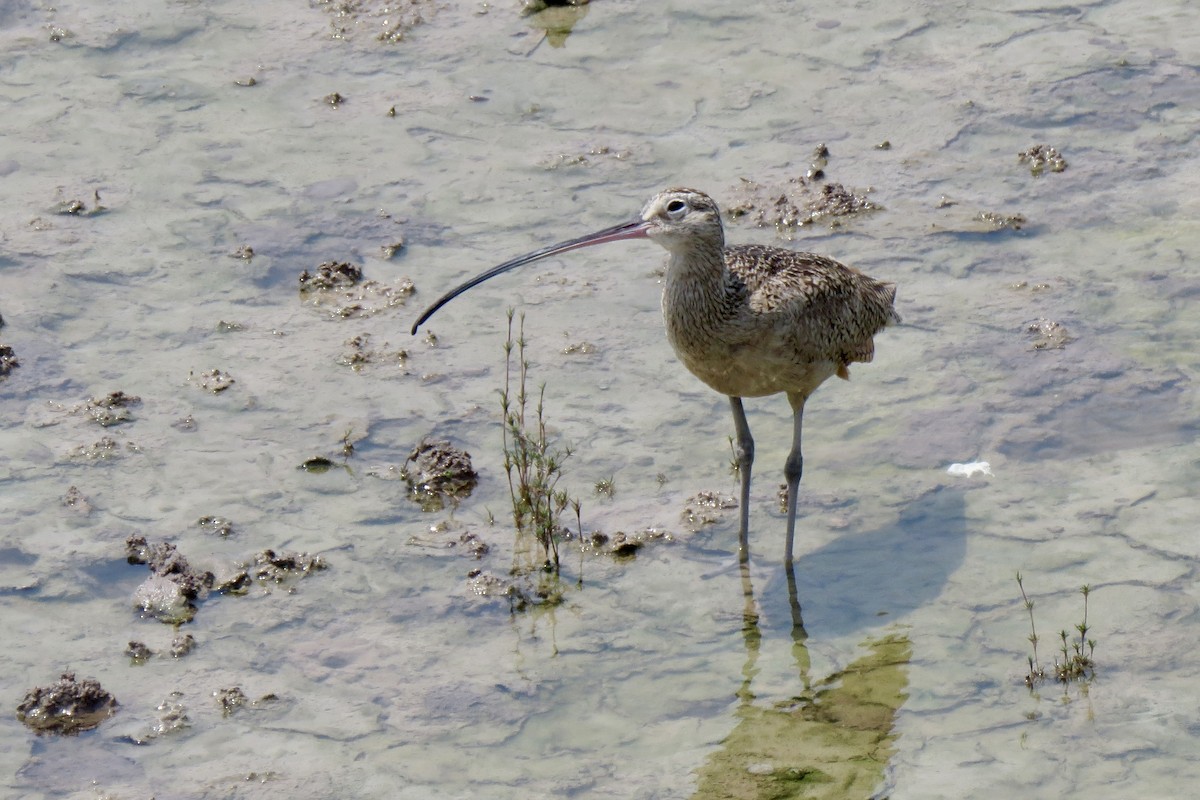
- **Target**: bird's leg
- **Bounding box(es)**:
[784,558,812,693]
[728,396,754,560]
[783,392,808,564]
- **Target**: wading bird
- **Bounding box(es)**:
[411,188,899,563]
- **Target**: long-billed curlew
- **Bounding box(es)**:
[411,188,900,563]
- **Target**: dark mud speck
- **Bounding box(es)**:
[190,368,235,393]
[197,515,235,537]
[215,687,248,716]
[126,641,153,664]
[568,527,671,558]
[1018,144,1067,176]
[16,672,118,735]
[1027,319,1073,350]
[340,333,409,371]
[458,531,490,558]
[0,344,18,377]
[300,456,338,473]
[67,436,128,461]
[977,211,1027,231]
[606,529,672,558]
[682,491,737,531]
[122,692,190,745]
[171,633,197,658]
[62,485,93,514]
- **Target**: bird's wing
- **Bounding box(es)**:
[724,244,898,367]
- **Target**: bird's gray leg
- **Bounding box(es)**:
[783,392,808,564]
[729,396,754,560]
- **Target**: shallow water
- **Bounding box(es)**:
[2,1,1199,797]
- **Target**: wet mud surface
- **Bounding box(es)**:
[1,1,1198,798]
[726,146,883,237]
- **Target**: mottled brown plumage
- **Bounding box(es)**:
[411,188,900,564]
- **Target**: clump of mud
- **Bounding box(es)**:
[579,528,673,558]
[214,686,278,717]
[467,568,567,612]
[539,144,629,170]
[189,368,235,393]
[66,436,131,461]
[313,0,438,43]
[126,535,328,617]
[340,333,409,371]
[215,687,248,716]
[52,189,106,216]
[197,515,234,537]
[726,147,881,238]
[1026,319,1073,350]
[121,692,190,745]
[407,520,491,559]
[1018,144,1067,176]
[125,632,196,664]
[299,261,415,319]
[402,437,478,510]
[976,211,1027,232]
[0,344,18,378]
[219,549,329,594]
[929,209,1029,236]
[63,485,92,515]
[171,633,196,658]
[16,673,118,735]
[682,491,738,531]
[47,391,141,427]
[299,261,363,291]
[83,391,140,425]
[125,641,153,664]
[126,535,215,624]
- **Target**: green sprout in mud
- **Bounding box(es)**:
[594,476,616,498]
[1017,573,1096,689]
[500,310,578,573]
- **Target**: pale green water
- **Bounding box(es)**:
[2,1,1199,798]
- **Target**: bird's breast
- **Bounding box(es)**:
[661,291,836,398]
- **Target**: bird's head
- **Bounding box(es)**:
[638,188,726,253]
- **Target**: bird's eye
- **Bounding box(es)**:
[665,199,688,217]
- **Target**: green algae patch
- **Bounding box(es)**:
[693,631,912,800]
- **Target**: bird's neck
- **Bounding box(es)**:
[661,245,739,350]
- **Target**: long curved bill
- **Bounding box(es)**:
[410,217,651,335]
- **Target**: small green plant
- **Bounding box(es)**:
[500,310,576,573]
[594,476,616,498]
[1016,573,1097,689]
[1016,572,1045,687]
[1055,584,1096,683]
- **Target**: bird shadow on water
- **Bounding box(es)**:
[768,484,969,638]
[689,487,967,799]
